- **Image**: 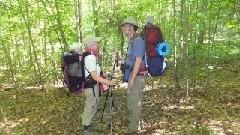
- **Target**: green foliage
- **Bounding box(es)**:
[0,0,239,88]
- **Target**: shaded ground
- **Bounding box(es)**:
[0,57,240,135]
[1,86,239,134]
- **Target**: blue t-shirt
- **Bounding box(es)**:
[125,37,146,69]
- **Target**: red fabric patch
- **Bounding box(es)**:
[148,44,157,57]
[147,28,158,44]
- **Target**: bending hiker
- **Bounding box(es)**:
[81,35,116,134]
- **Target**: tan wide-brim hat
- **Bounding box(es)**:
[121,17,138,28]
[83,35,101,47]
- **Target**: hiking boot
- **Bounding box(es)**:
[83,125,94,135]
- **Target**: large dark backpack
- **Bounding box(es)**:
[61,51,97,93]
[141,25,169,77]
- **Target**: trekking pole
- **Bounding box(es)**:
[109,85,113,134]
[109,52,118,134]
[100,87,110,122]
[100,53,118,134]
[100,61,116,122]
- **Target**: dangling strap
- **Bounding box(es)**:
[130,34,138,50]
[92,87,95,97]
[144,52,148,68]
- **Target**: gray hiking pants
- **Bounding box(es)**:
[127,76,146,132]
[82,84,100,126]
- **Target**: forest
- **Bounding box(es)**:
[0,0,239,134]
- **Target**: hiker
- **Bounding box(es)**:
[121,17,147,134]
[81,35,116,133]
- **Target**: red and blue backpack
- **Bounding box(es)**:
[141,25,170,77]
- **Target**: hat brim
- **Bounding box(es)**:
[120,21,127,26]
[120,22,138,28]
[93,37,101,42]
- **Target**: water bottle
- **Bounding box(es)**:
[123,65,131,82]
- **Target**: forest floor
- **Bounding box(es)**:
[0,57,240,135]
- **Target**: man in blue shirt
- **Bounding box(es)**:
[121,17,147,134]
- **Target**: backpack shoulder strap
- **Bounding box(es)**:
[130,34,142,50]
[130,35,147,67]
[81,52,96,77]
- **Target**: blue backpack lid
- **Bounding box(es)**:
[156,42,170,56]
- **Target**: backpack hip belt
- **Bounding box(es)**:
[137,72,148,76]
[137,66,148,76]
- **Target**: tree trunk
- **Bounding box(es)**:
[91,0,102,64]
[75,0,83,43]
[39,0,62,48]
[54,0,68,51]
[206,6,221,88]
[2,30,18,104]
[206,0,212,87]
[182,0,189,102]
[1,37,17,90]
[18,0,44,88]
[211,8,221,52]
[158,0,162,25]
[172,0,180,90]
[197,1,207,44]
[17,2,37,78]
[92,0,100,37]
[192,1,198,91]
[43,19,48,70]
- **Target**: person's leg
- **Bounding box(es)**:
[82,87,97,126]
[127,76,146,132]
[82,85,100,131]
[91,84,100,119]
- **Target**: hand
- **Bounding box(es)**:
[128,78,134,88]
[108,73,117,79]
[107,79,117,86]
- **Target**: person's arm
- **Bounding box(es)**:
[102,73,109,78]
[129,57,142,81]
[91,71,115,86]
[85,55,116,86]
[128,37,145,88]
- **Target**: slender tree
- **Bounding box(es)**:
[182,0,189,101]
[192,1,198,91]
[1,38,16,90]
[92,0,100,37]
[75,0,83,43]
[27,2,43,88]
[197,1,207,44]
[172,0,180,90]
[54,0,68,51]
[18,0,44,88]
